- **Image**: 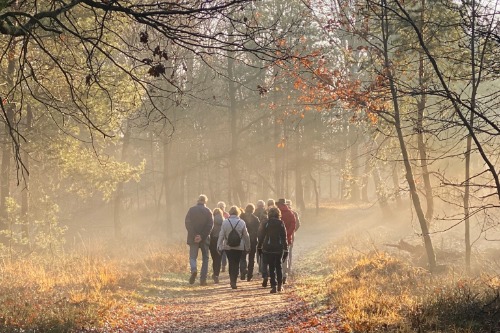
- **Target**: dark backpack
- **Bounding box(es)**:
[227,220,242,247]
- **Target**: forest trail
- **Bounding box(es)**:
[105,205,376,333]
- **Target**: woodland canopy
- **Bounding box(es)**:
[0,0,499,275]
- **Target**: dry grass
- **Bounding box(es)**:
[0,240,186,332]
[295,246,500,333]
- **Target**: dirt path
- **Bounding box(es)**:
[155,276,303,333]
[110,205,375,333]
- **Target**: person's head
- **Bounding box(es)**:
[277,198,286,206]
[228,205,241,216]
[213,208,222,216]
[267,198,275,207]
[245,203,255,214]
[285,199,292,208]
[217,201,226,211]
[268,207,281,219]
[198,194,208,205]
[256,200,265,209]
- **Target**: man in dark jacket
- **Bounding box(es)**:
[255,200,269,279]
[276,198,296,286]
[185,194,214,286]
[239,203,261,281]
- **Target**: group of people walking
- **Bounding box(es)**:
[185,195,300,293]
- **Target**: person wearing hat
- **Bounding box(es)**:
[276,198,296,286]
[185,194,214,286]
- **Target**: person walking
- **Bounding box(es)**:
[276,198,296,286]
[217,201,229,272]
[285,199,300,274]
[209,208,224,283]
[255,200,269,283]
[217,206,251,289]
[185,194,214,286]
[239,203,260,281]
[255,200,268,225]
[267,198,275,209]
[257,207,288,293]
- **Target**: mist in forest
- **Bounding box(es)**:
[0,0,498,276]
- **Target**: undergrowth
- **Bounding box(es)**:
[295,247,500,333]
[0,240,186,332]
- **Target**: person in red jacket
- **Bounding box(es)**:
[286,199,300,274]
[276,198,296,286]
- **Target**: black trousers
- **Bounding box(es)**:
[209,237,222,277]
[264,252,283,287]
[239,241,257,277]
[226,249,243,286]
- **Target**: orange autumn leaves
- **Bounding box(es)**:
[285,52,390,124]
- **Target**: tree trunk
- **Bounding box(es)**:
[361,151,371,202]
[464,126,473,274]
[163,136,173,236]
[464,0,478,274]
[372,164,392,217]
[349,129,361,202]
[284,123,289,199]
[295,126,306,212]
[309,173,319,215]
[21,104,33,241]
[274,110,283,197]
[338,120,348,200]
[392,161,402,207]
[416,0,434,223]
[0,103,14,230]
[0,56,15,233]
[227,33,245,206]
[113,122,131,239]
[381,1,436,270]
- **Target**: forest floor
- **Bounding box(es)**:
[85,204,375,333]
[3,203,497,332]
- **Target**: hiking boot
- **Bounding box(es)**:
[189,271,197,285]
[240,274,246,281]
[262,278,268,288]
[247,275,253,282]
[230,283,237,289]
[282,276,287,285]
[213,276,219,284]
[200,279,207,286]
[270,286,277,294]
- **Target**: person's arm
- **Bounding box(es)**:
[280,222,288,253]
[185,208,193,234]
[286,213,296,244]
[294,211,301,231]
[257,220,265,250]
[242,225,251,252]
[217,222,226,252]
[201,209,214,240]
